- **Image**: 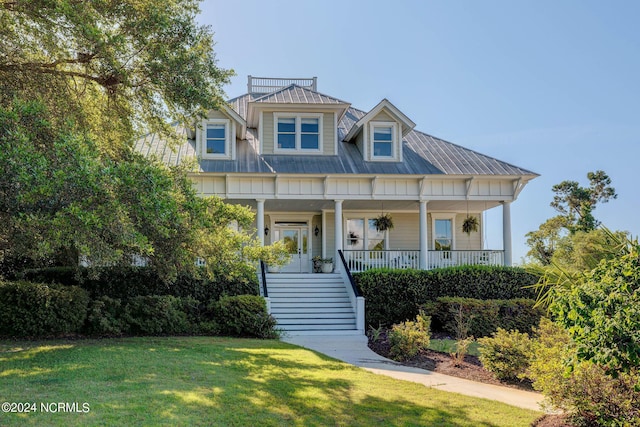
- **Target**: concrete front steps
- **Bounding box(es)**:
[265,273,359,335]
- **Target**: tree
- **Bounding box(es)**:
[550,170,617,233]
[0,100,289,279]
[526,171,617,264]
[0,0,232,153]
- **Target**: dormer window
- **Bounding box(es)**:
[274,113,323,153]
[198,118,234,159]
[369,121,399,160]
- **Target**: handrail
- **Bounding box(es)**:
[338,250,362,297]
[259,261,268,297]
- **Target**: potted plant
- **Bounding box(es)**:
[462,215,479,235]
[373,213,394,232]
[321,258,334,273]
[261,241,291,273]
[312,256,322,273]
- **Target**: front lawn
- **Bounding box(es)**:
[0,337,541,426]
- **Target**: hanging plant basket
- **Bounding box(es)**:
[373,213,394,232]
[462,216,479,235]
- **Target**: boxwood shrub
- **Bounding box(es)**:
[0,281,90,337]
[210,295,278,339]
[354,265,539,327]
[423,297,544,338]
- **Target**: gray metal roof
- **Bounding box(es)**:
[137,88,538,177]
[253,84,348,105]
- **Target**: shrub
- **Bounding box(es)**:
[528,318,640,425]
[388,311,431,361]
[19,265,259,301]
[423,297,543,338]
[355,265,539,327]
[123,295,198,335]
[85,296,126,336]
[211,295,277,339]
[478,328,531,381]
[0,281,89,337]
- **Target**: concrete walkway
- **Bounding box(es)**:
[282,334,544,412]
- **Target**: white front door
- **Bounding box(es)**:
[275,226,309,273]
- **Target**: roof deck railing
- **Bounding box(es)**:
[248,75,317,94]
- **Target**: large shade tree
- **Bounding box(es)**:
[0,1,288,278]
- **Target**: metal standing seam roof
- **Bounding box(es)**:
[138,89,538,177]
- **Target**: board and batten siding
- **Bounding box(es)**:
[261,112,335,155]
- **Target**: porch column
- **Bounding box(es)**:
[334,200,343,262]
[256,199,265,246]
[419,200,429,269]
[502,201,512,266]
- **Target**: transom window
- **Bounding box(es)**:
[274,113,322,152]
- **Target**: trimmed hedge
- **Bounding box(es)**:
[423,297,544,338]
[0,281,90,337]
[210,295,278,338]
[19,266,258,301]
[354,265,539,327]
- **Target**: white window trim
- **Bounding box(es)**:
[369,121,399,161]
[198,118,234,160]
[273,112,323,154]
[344,214,390,250]
[431,213,456,250]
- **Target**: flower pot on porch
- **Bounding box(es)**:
[321,258,333,273]
[267,265,281,273]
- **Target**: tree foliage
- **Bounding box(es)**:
[0,0,232,153]
[526,171,617,265]
[0,100,288,279]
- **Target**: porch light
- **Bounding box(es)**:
[264,226,269,236]
[314,225,320,236]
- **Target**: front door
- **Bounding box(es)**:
[275,225,309,273]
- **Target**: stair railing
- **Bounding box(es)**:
[259,260,268,297]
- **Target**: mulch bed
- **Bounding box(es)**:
[368,330,573,426]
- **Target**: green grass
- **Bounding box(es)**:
[429,338,481,357]
[0,337,540,426]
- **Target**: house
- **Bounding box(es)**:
[136,76,538,334]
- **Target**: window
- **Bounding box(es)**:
[373,126,393,157]
[206,123,226,154]
[274,113,322,152]
[199,119,232,159]
[434,218,453,251]
[369,121,399,160]
[346,218,387,251]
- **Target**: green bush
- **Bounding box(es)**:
[211,295,277,339]
[478,328,531,381]
[388,312,431,361]
[354,265,539,327]
[123,295,198,335]
[20,265,258,301]
[528,318,640,426]
[423,297,543,338]
[85,296,126,336]
[0,281,89,337]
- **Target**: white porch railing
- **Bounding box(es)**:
[342,250,504,273]
[428,250,504,269]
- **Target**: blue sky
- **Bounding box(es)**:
[197,0,640,263]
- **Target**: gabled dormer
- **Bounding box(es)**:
[244,77,350,156]
[195,105,246,160]
[343,99,416,162]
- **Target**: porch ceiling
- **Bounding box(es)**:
[228,198,502,213]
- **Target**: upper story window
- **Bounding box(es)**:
[199,118,232,159]
[206,123,226,155]
[274,113,322,153]
[369,121,399,161]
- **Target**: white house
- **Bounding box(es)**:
[136,76,538,334]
